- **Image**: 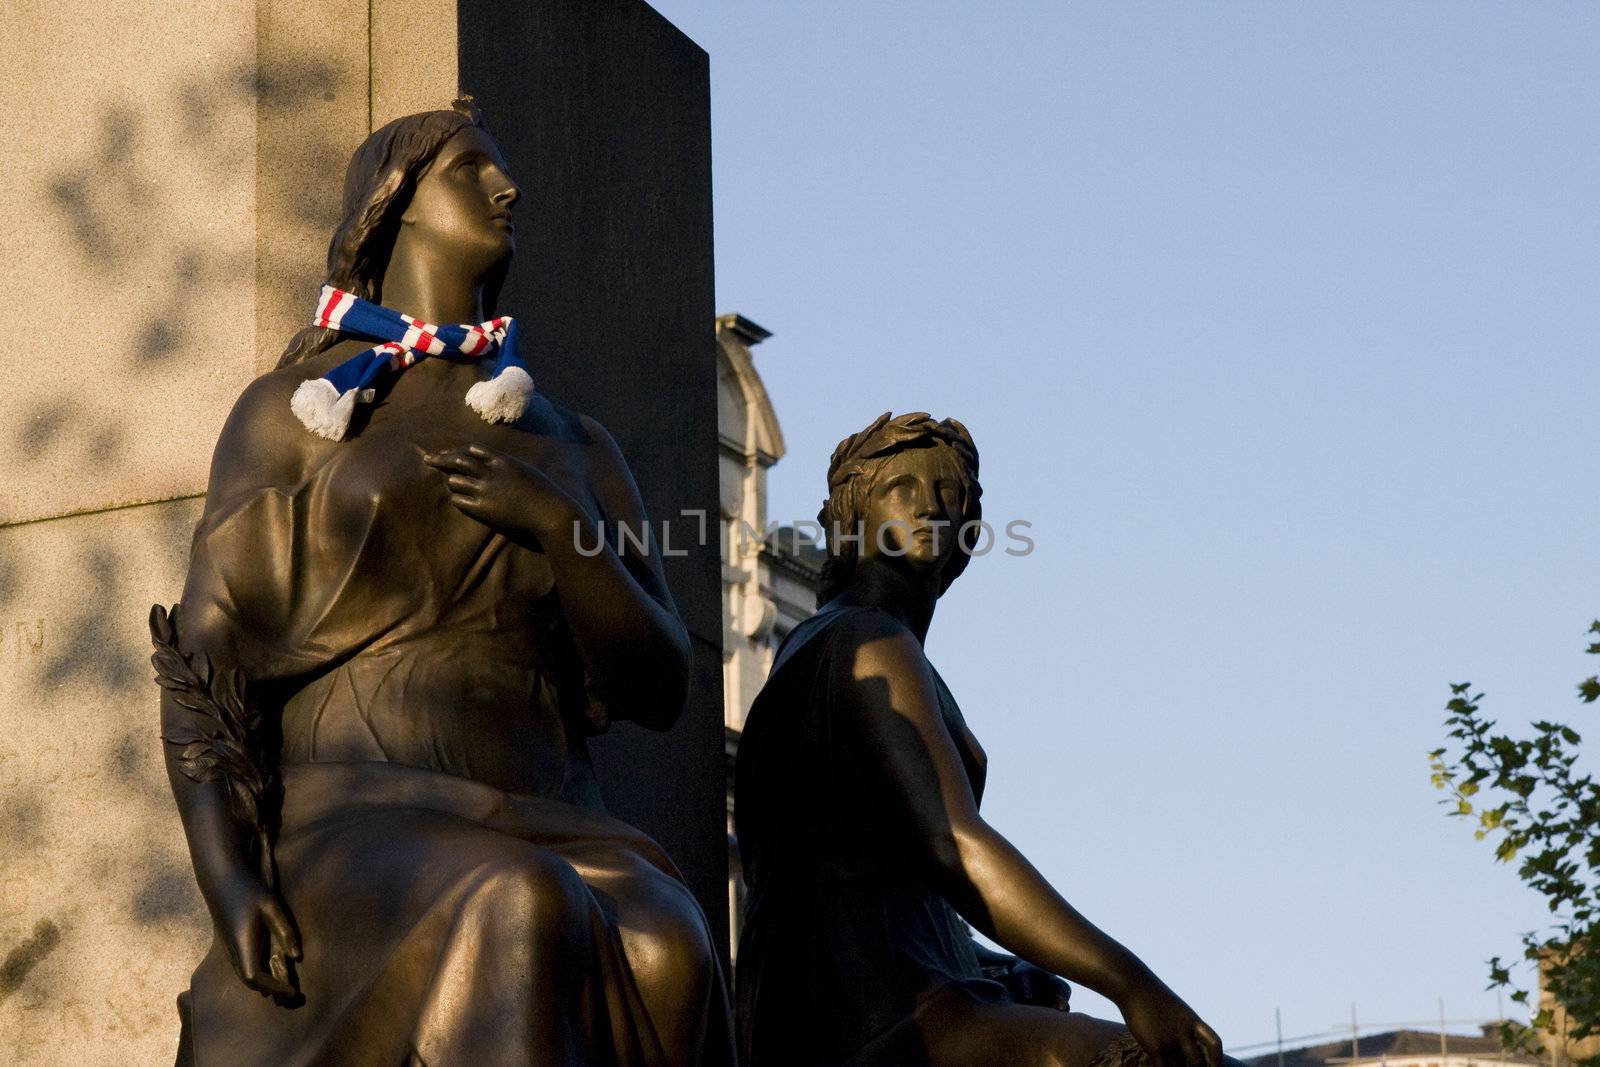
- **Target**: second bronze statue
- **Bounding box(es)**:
[735,411,1248,1067]
[157,100,733,1066]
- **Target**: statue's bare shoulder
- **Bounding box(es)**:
[568,407,649,527]
[822,607,939,718]
[205,344,363,505]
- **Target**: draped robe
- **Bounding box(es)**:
[171,377,731,1067]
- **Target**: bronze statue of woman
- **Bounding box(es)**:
[158,99,732,1066]
[734,412,1243,1067]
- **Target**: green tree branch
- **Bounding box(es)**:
[1430,622,1600,1064]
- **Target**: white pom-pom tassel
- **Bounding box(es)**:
[290,378,357,440]
[465,365,535,424]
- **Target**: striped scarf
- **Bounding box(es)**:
[289,286,535,440]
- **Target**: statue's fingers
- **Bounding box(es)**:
[1051,978,1071,1012]
[1016,969,1060,1010]
[262,898,302,961]
[234,942,260,986]
[423,449,480,473]
[447,474,484,494]
[268,950,291,987]
[450,494,487,516]
[249,962,296,998]
[236,925,292,997]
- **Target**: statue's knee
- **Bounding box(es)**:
[477,852,591,950]
[629,895,714,994]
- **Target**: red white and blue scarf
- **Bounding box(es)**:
[290,285,535,440]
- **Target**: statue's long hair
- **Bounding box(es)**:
[277,97,496,368]
[816,412,983,605]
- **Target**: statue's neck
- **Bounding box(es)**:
[380,239,487,324]
[834,558,939,645]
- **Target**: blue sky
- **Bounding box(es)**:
[646,1,1600,1051]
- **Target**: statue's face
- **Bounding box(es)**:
[402,125,521,274]
[859,446,967,580]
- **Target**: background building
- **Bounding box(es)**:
[715,312,824,952]
[1245,1027,1543,1067]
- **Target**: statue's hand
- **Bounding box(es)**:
[424,444,580,541]
[1119,982,1222,1067]
[974,944,1071,1010]
[1000,958,1072,1011]
[208,870,302,999]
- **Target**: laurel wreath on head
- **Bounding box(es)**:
[149,603,279,892]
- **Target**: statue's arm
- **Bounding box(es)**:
[162,681,302,998]
[832,613,1222,1067]
[161,371,311,998]
[553,412,691,729]
[549,413,690,729]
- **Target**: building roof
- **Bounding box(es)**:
[716,313,772,346]
[1245,1029,1538,1067]
[764,524,827,581]
[716,313,785,466]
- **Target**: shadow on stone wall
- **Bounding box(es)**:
[0,919,62,1009]
[2,54,355,1031]
[0,499,213,1028]
[18,54,349,473]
